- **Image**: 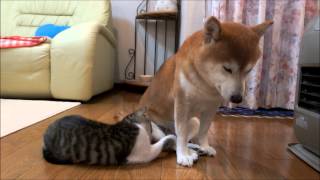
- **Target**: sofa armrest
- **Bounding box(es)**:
[51,22,116,101]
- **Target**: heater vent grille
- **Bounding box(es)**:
[298,67,320,114]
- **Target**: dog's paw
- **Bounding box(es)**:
[189,148,199,161]
[177,152,196,167]
[199,145,216,156]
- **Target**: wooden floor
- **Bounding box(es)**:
[1,90,319,180]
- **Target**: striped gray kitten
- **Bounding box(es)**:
[42,107,176,165]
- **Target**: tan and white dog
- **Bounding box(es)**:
[139,16,273,167]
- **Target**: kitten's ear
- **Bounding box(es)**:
[204,16,221,44]
[251,20,273,37]
[135,106,147,116]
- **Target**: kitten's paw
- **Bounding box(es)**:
[187,143,201,151]
[199,145,216,156]
[167,134,177,140]
[177,153,195,167]
[163,135,176,151]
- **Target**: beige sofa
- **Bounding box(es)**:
[0,0,116,101]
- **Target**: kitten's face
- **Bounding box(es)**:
[134,107,152,137]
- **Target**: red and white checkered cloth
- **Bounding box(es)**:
[0,36,47,49]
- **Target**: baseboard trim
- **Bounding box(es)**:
[114,83,147,94]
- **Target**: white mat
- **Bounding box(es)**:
[0,99,80,137]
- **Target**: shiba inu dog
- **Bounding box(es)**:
[139,16,273,167]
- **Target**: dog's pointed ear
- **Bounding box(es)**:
[204,16,221,44]
[251,20,273,37]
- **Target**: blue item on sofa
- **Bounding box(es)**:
[35,24,70,38]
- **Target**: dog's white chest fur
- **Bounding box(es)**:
[179,71,218,101]
[179,71,222,112]
[179,71,195,94]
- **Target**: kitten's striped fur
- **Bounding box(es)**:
[42,108,176,165]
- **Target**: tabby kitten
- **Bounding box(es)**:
[42,107,176,165]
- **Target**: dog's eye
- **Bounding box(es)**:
[223,66,232,74]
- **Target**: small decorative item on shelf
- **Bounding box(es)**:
[154,0,177,13]
[139,75,153,83]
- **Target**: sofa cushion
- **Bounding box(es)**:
[1,43,51,98]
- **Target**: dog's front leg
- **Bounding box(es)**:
[194,110,217,156]
[174,96,198,167]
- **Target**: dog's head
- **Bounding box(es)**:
[196,16,273,103]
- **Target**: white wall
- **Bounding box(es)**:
[111,0,140,82]
[179,0,205,46]
[111,0,205,82]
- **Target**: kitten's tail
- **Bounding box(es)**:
[42,147,72,164]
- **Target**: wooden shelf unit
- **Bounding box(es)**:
[124,0,181,87]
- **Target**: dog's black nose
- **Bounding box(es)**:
[230,95,242,103]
